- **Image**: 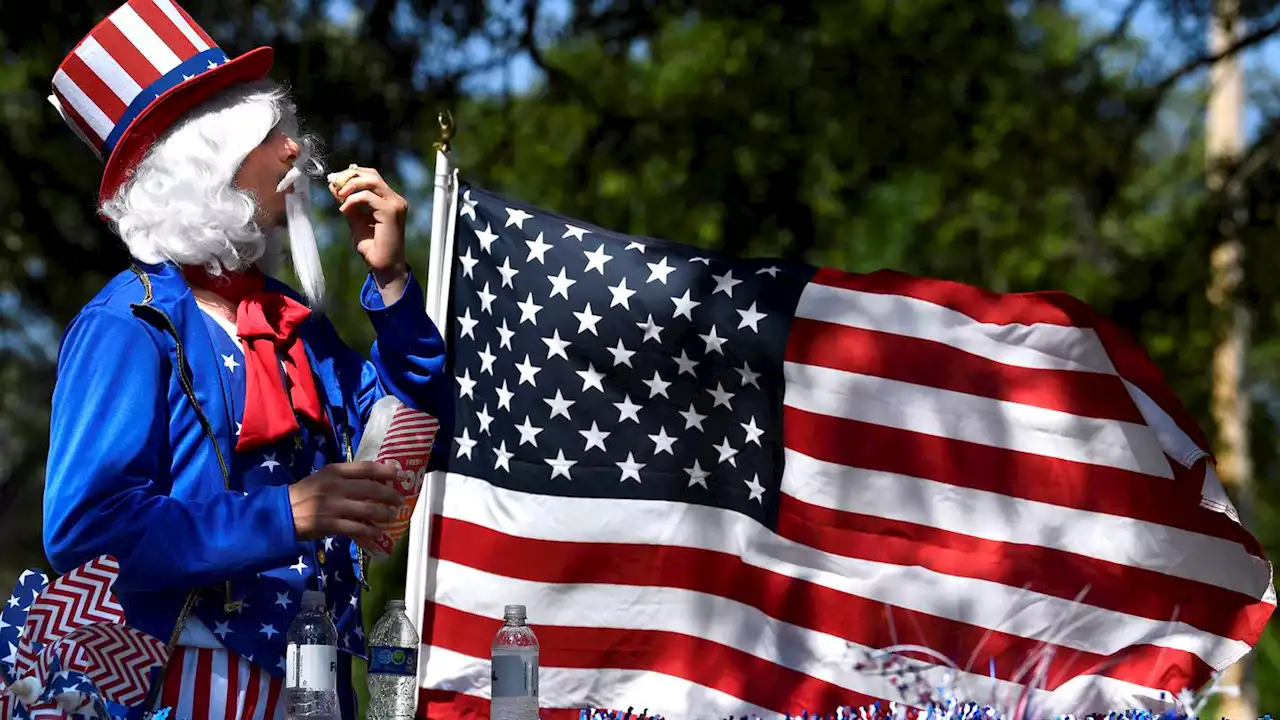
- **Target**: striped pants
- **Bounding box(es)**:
[157,648,285,720]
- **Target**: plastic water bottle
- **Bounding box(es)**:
[366,599,420,720]
[490,604,539,720]
[285,590,339,720]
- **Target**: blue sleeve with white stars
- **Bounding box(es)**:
[44,306,301,591]
[353,269,450,426]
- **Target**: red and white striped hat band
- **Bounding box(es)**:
[48,0,229,161]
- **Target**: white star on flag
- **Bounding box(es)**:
[547,267,577,299]
[476,224,498,253]
[616,452,645,482]
[737,302,766,332]
[455,429,477,459]
[543,330,572,360]
[614,394,642,423]
[493,441,513,471]
[477,283,497,313]
[505,207,533,229]
[671,290,701,320]
[546,450,576,480]
[646,257,675,284]
[583,245,612,274]
[515,416,543,447]
[526,232,552,263]
[545,389,575,420]
[478,344,497,374]
[579,422,610,452]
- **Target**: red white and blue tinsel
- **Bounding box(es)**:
[0,558,170,720]
[576,645,1271,720]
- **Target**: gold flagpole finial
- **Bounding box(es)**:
[434,110,455,153]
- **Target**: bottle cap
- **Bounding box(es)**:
[503,604,526,622]
[301,590,326,609]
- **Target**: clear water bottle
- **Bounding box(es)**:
[490,604,539,720]
[366,599,420,720]
[285,590,339,720]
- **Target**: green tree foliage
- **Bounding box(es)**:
[4,0,1280,712]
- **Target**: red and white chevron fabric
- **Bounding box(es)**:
[41,625,167,707]
[16,557,125,679]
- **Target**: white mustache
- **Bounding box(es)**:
[275,147,321,194]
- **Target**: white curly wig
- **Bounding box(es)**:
[99,79,328,305]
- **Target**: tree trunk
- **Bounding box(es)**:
[1206,0,1255,717]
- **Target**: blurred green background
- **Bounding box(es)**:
[3,0,1280,715]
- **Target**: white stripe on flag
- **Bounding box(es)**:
[230,654,247,720]
[783,361,1174,478]
[50,71,113,140]
[779,448,1272,597]
[208,650,229,720]
[796,281,1117,375]
[152,0,211,51]
[110,4,182,74]
[432,559,1057,708]
[74,36,143,106]
[177,648,198,720]
[438,473,1249,668]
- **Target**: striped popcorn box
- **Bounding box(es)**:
[354,395,440,560]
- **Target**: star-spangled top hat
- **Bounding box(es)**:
[48,0,274,205]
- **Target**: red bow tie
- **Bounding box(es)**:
[182,266,328,452]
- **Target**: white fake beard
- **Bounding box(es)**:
[281,175,326,309]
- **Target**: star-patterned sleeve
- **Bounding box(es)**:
[348,268,450,427]
[43,305,300,591]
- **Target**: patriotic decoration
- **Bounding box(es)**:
[354,395,441,560]
[414,184,1275,719]
[1,557,169,720]
[47,0,274,203]
[155,647,284,720]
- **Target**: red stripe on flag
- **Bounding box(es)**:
[93,21,162,87]
[225,651,240,720]
[193,649,213,720]
[242,661,262,720]
[809,266,1210,453]
[59,55,127,122]
[775,493,1270,643]
[424,602,882,716]
[160,648,185,714]
[431,517,1214,694]
[782,405,1258,551]
[786,317,1146,423]
[418,689,583,720]
[168,1,217,47]
[262,667,283,720]
[132,0,200,58]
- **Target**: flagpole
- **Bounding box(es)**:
[423,111,456,325]
[405,111,457,701]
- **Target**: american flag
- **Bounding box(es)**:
[413,185,1275,719]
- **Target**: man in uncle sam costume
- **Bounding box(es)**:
[40,1,450,718]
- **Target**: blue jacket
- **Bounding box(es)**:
[42,260,449,666]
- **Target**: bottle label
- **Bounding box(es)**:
[490,654,537,698]
[286,645,338,691]
[368,645,418,676]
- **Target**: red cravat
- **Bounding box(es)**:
[182,266,328,452]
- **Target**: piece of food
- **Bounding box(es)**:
[327,163,359,191]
